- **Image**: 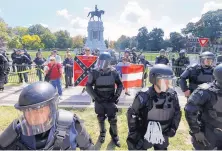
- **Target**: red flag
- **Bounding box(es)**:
[118,64,144,88]
[74,55,98,86]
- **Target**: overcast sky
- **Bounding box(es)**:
[1,0,222,40]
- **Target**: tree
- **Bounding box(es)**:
[0,19,9,48]
[136,27,148,50]
[182,9,222,43]
[22,35,44,49]
[8,36,22,49]
[105,40,109,48]
[54,30,72,49]
[115,35,130,50]
[41,32,56,48]
[28,24,50,36]
[147,28,164,51]
[72,35,84,48]
[13,27,28,37]
[169,32,186,51]
[161,39,172,50]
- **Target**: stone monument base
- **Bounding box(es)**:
[85,21,107,51]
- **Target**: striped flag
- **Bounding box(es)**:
[116,64,144,88]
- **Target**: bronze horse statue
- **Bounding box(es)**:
[87,10,105,21]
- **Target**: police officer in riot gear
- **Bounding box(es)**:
[185,64,222,150]
[86,52,123,147]
[216,55,222,65]
[174,49,190,77]
[11,49,17,72]
[155,49,169,65]
[138,55,152,87]
[0,53,9,91]
[14,50,32,83]
[0,82,94,150]
[179,51,215,97]
[126,64,181,150]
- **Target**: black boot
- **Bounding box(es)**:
[98,117,106,143]
[109,117,121,147]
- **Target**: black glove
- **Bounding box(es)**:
[111,95,119,104]
[164,128,176,137]
[135,139,144,150]
[194,132,210,147]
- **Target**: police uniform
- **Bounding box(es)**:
[0,53,9,90]
[155,49,169,65]
[86,52,123,147]
[138,55,152,87]
[185,64,222,150]
[216,55,222,65]
[179,51,215,93]
[174,50,190,77]
[14,51,32,83]
[0,82,94,150]
[127,64,181,150]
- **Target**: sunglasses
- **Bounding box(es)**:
[50,59,55,61]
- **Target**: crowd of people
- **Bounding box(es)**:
[1,47,222,150]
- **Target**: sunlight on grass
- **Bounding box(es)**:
[0,106,192,150]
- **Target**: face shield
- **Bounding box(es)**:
[200,56,215,67]
[155,75,177,92]
[95,59,111,70]
[160,52,165,57]
[16,98,58,136]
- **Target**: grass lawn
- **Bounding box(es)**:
[0,106,192,150]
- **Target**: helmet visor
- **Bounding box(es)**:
[156,75,177,92]
[95,60,110,70]
[200,56,215,67]
[17,100,58,136]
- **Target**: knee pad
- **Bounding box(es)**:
[97,115,106,122]
[108,116,117,124]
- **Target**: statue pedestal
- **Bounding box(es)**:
[85,21,107,51]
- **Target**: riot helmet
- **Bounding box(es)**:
[159,49,166,57]
[14,82,59,136]
[140,55,145,60]
[179,49,186,58]
[132,47,136,51]
[199,51,215,67]
[213,64,222,88]
[149,64,176,92]
[216,55,222,65]
[95,52,111,70]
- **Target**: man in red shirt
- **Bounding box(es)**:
[45,56,63,98]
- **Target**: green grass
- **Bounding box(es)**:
[0,106,192,150]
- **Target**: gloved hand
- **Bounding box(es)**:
[111,95,119,104]
[164,128,176,137]
[135,139,144,150]
[194,132,210,147]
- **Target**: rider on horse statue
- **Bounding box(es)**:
[87,5,105,21]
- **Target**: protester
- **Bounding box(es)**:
[47,50,62,64]
[45,56,63,99]
[63,53,74,88]
[117,57,131,96]
[33,53,46,81]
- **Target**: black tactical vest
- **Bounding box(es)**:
[147,92,175,131]
[201,87,222,129]
[95,70,115,92]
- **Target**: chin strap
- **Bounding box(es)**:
[144,121,165,145]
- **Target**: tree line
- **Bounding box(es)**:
[0,9,222,51]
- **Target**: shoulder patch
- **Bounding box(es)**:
[198,83,211,90]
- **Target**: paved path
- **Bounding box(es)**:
[0,83,187,108]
